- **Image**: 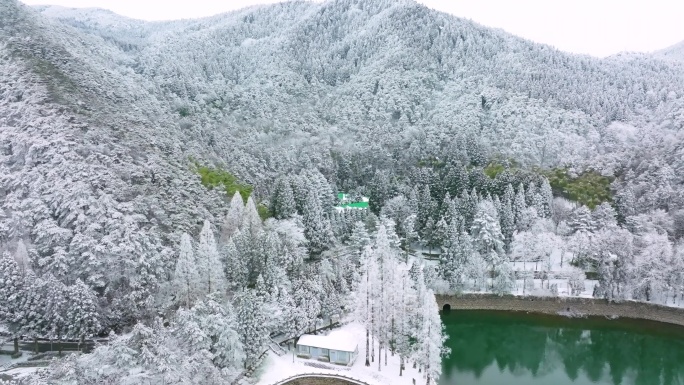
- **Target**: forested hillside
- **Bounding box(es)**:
[1,0,684,383]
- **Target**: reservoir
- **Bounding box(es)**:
[440,310,684,385]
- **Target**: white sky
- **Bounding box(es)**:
[19,0,684,57]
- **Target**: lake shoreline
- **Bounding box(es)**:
[436,294,684,327]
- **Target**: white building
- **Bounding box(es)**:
[296,331,359,366]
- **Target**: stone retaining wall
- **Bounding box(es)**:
[436,294,684,326]
[278,378,358,385]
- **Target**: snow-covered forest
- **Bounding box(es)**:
[1,0,684,383]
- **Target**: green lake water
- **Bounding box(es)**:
[440,310,684,385]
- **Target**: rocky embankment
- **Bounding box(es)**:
[436,294,684,326]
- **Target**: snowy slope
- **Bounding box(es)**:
[3,0,684,339]
[656,40,684,62]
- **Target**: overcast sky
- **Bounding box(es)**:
[19,0,684,57]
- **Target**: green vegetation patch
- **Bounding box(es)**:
[545,168,613,209]
[257,204,272,221]
[483,162,506,179]
[192,161,253,202]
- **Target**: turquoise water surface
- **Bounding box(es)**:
[440,310,684,385]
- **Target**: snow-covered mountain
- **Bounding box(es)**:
[656,40,684,62]
[1,0,684,335]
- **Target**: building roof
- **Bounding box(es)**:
[297,331,358,352]
[338,201,369,209]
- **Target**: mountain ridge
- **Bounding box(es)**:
[1,0,684,333]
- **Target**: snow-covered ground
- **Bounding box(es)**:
[1,366,41,379]
[255,322,425,385]
[0,349,33,379]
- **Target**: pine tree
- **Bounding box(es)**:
[539,178,554,218]
[220,192,245,243]
[525,181,538,207]
[492,261,515,295]
[514,183,527,230]
[393,263,416,376]
[592,202,618,230]
[439,231,473,292]
[64,279,102,343]
[433,217,449,251]
[416,289,449,385]
[242,196,263,237]
[235,288,268,368]
[422,218,437,254]
[532,192,546,218]
[503,184,515,208]
[349,221,371,268]
[290,174,311,215]
[42,275,69,355]
[307,168,335,212]
[212,301,245,371]
[223,233,248,290]
[271,176,297,219]
[570,206,595,233]
[0,252,25,352]
[196,220,226,296]
[471,200,505,289]
[615,186,636,224]
[16,280,42,354]
[14,239,31,277]
[439,192,452,222]
[303,189,334,257]
[418,185,436,230]
[500,199,515,252]
[471,201,505,257]
[173,233,200,307]
[353,246,377,367]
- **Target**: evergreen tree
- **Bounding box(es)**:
[19,277,52,353]
[416,289,449,385]
[271,176,296,219]
[303,189,334,257]
[439,231,473,292]
[471,200,505,289]
[532,192,546,218]
[369,170,393,214]
[492,261,515,295]
[422,218,437,254]
[615,186,636,224]
[64,279,102,342]
[525,181,538,207]
[290,174,311,215]
[223,233,248,290]
[592,202,618,230]
[173,233,200,307]
[235,288,268,368]
[348,221,371,267]
[196,220,226,296]
[42,275,69,354]
[570,206,595,233]
[418,185,436,230]
[0,252,25,352]
[503,184,515,209]
[514,183,528,230]
[500,199,515,252]
[539,178,554,218]
[14,239,31,277]
[242,196,263,237]
[220,192,245,243]
[471,201,505,257]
